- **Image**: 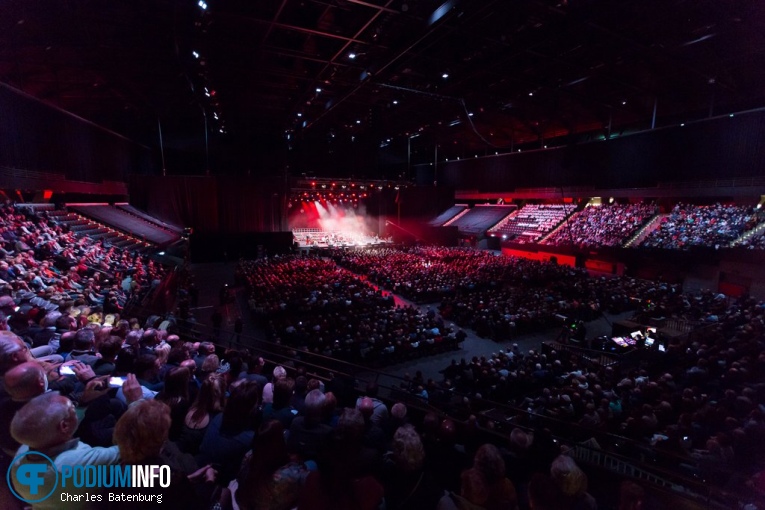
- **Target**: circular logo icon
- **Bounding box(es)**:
[6,450,58,504]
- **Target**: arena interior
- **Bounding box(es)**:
[1,1,765,509]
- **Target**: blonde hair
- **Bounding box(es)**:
[154,343,171,365]
[550,455,588,496]
[392,425,425,472]
[113,400,171,464]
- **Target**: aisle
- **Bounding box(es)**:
[187,262,258,345]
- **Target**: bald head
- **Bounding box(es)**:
[11,392,77,449]
[0,331,30,374]
[5,361,46,401]
[358,397,374,419]
[391,402,407,420]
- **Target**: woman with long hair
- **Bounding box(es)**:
[176,373,226,454]
[197,379,261,483]
[155,366,192,441]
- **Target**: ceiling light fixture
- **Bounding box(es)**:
[442,73,449,79]
[348,52,357,59]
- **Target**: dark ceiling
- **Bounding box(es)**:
[2,0,765,174]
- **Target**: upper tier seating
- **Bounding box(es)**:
[448,205,516,236]
[69,205,180,245]
[429,205,468,226]
[543,202,657,248]
[640,202,764,249]
[116,203,184,234]
[489,204,575,243]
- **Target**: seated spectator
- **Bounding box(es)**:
[93,335,122,376]
[618,481,646,510]
[262,377,296,429]
[64,328,98,366]
[355,382,389,426]
[9,391,121,508]
[527,473,564,510]
[298,408,384,510]
[262,365,287,404]
[233,420,310,510]
[382,424,443,510]
[155,366,193,441]
[197,379,260,483]
[288,389,333,462]
[111,399,216,509]
[0,362,47,456]
[177,374,226,455]
[550,455,597,510]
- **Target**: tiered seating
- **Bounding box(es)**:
[48,209,147,252]
[543,202,657,248]
[489,204,575,243]
[429,204,468,226]
[70,204,180,245]
[639,202,764,249]
[739,228,765,249]
[116,203,184,234]
[447,205,516,236]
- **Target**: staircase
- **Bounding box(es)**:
[731,220,765,247]
[442,207,471,227]
[48,210,149,252]
[624,214,665,248]
[487,209,520,233]
[539,211,579,243]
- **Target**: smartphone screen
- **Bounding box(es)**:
[109,377,126,387]
[60,365,76,376]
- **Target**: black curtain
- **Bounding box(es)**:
[130,175,285,234]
